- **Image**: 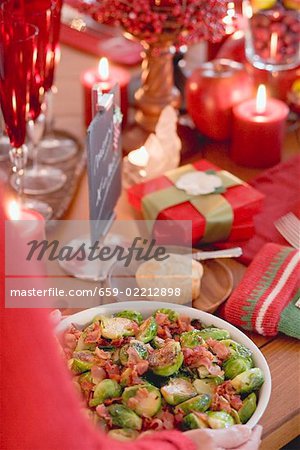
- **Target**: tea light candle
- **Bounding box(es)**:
[81,57,130,128]
[230,84,289,168]
[127,146,149,168]
[6,200,46,277]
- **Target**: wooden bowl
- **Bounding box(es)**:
[193,258,234,313]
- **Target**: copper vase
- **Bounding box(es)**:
[134,41,181,132]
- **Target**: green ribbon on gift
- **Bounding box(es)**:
[141,164,242,244]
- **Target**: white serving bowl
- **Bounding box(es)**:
[57,301,271,429]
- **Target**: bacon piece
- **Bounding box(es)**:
[145,418,163,430]
[95,348,111,360]
[127,387,150,411]
[73,351,95,363]
[207,364,223,377]
[127,347,142,365]
[157,326,173,339]
[91,366,106,384]
[231,395,243,411]
[63,325,81,357]
[212,381,243,412]
[183,346,214,368]
[174,410,185,424]
[136,360,149,375]
[103,396,122,406]
[84,322,101,344]
[155,313,170,327]
[104,361,120,382]
[95,404,112,426]
[177,315,193,332]
[206,338,231,361]
[156,410,175,430]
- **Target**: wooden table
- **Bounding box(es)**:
[55,44,300,450]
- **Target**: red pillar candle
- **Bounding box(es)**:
[230,84,289,168]
[81,57,130,128]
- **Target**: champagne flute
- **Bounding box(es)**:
[10,0,67,196]
[38,0,78,164]
[0,21,37,203]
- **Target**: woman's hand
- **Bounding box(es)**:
[185,425,262,450]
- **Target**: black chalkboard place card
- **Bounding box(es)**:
[86,84,122,243]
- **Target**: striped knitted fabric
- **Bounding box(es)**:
[224,243,300,338]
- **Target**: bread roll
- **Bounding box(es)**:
[135,254,203,305]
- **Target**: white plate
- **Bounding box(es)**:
[57,301,271,429]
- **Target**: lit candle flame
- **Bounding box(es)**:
[270,32,278,60]
[256,84,267,115]
[8,200,21,220]
[98,57,109,81]
[127,146,149,168]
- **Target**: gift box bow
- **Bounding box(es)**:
[141,164,243,244]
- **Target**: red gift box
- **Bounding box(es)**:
[127,159,264,246]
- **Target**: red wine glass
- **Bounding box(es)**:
[0,21,37,199]
[39,0,78,164]
[9,0,67,198]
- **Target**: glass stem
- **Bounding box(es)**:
[27,113,46,172]
[45,87,56,136]
[9,144,28,201]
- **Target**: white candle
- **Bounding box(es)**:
[127,146,149,168]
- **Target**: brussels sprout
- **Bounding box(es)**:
[224,357,253,380]
[71,359,93,374]
[89,379,122,407]
[182,413,209,430]
[78,371,93,391]
[71,350,95,374]
[220,340,252,359]
[136,317,158,343]
[149,341,183,377]
[100,316,136,340]
[107,404,142,430]
[122,384,161,417]
[161,378,197,405]
[108,429,139,441]
[197,328,230,341]
[197,366,224,381]
[193,378,222,396]
[75,324,98,351]
[119,340,148,366]
[180,331,205,348]
[231,368,264,394]
[230,409,241,425]
[115,310,143,325]
[174,394,211,415]
[238,393,257,424]
[207,411,235,429]
[151,336,165,349]
[154,308,179,322]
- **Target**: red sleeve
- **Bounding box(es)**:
[0,192,196,450]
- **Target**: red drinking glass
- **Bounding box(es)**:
[8,0,66,201]
[0,22,38,148]
[44,0,62,92]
